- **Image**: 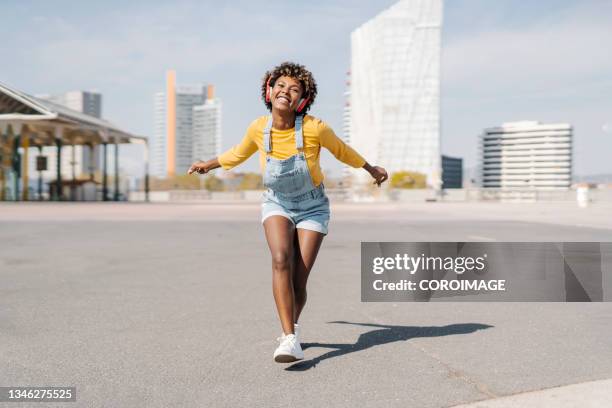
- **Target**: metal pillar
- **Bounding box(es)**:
[0,125,13,202]
[102,143,108,201]
[21,127,29,201]
[70,142,76,201]
[54,137,62,201]
[37,145,43,201]
[113,142,119,201]
[88,143,95,180]
[12,134,20,201]
[0,148,4,202]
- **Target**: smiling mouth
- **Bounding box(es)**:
[276,95,290,104]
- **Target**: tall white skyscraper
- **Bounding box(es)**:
[478,121,572,189]
[193,86,222,162]
[341,70,353,187]
[35,91,103,180]
[152,70,210,177]
[349,0,443,188]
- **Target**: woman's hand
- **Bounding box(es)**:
[188,160,210,175]
[370,166,388,187]
[363,163,388,187]
[188,158,222,175]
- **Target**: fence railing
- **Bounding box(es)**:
[128,187,612,203]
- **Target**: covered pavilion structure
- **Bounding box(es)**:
[0,81,149,201]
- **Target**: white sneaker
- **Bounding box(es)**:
[273,333,304,363]
[280,323,301,344]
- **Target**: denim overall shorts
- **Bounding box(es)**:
[261,115,330,235]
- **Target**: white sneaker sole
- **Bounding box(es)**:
[274,353,303,363]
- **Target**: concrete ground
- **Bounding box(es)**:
[1,201,611,407]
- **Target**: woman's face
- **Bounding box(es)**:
[271,76,304,113]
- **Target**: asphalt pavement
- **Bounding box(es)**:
[1,201,611,407]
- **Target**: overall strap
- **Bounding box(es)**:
[263,115,273,153]
[264,115,304,153]
[295,115,304,150]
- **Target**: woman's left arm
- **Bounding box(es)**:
[319,123,388,187]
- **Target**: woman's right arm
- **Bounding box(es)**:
[188,158,221,174]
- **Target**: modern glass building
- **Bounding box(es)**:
[442,155,463,189]
[349,0,443,189]
[193,86,222,163]
[152,70,209,177]
[478,121,572,189]
[340,70,352,191]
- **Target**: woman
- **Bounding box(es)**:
[188,62,388,363]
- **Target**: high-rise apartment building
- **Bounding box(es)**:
[341,70,353,188]
[47,91,102,118]
[478,121,572,189]
[152,70,211,177]
[349,0,443,189]
[35,91,103,180]
[193,85,222,162]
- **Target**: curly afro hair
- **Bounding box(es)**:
[261,61,318,114]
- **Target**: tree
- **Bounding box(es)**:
[204,174,224,191]
[148,175,201,191]
[390,171,427,189]
[238,172,264,190]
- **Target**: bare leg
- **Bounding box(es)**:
[292,228,325,323]
[263,216,296,335]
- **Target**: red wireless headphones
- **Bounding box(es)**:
[266,75,310,113]
[296,97,309,113]
[265,76,272,103]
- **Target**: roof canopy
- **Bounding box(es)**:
[0,81,146,146]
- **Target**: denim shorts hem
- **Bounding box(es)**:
[261,211,295,225]
[296,220,328,236]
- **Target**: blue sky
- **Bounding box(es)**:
[2,0,611,178]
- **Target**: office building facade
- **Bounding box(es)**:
[442,155,463,189]
[349,0,443,189]
[341,70,353,189]
[193,86,222,162]
[478,121,572,189]
[152,70,211,177]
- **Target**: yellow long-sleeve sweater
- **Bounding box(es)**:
[218,115,366,187]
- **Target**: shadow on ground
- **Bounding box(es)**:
[286,321,493,371]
